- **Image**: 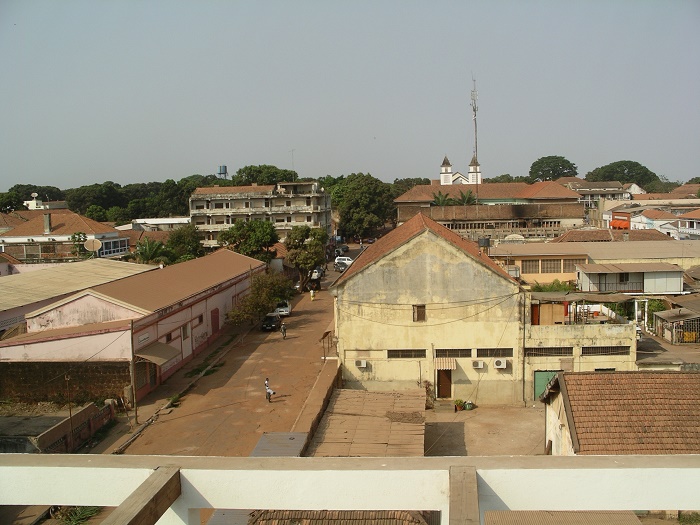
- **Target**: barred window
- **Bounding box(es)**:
[541,259,562,273]
[525,347,574,357]
[436,349,472,358]
[388,349,426,359]
[581,346,630,356]
[619,273,629,283]
[521,260,539,274]
[413,304,426,322]
[563,258,587,273]
[476,348,513,358]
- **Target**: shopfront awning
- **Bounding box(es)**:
[435,358,457,370]
[610,219,629,229]
[135,342,180,366]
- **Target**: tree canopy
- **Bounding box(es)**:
[232,165,298,186]
[333,173,393,238]
[285,225,328,291]
[125,237,173,265]
[167,224,205,262]
[529,156,578,181]
[226,271,294,326]
[218,220,279,263]
[585,160,659,188]
[0,191,23,213]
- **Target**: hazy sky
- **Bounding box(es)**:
[1,1,699,193]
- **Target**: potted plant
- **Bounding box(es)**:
[454,399,465,411]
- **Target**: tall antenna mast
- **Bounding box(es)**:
[470,76,478,163]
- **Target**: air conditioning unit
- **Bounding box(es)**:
[472,360,484,369]
[494,358,508,369]
[355,359,367,368]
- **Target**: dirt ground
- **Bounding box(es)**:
[424,402,545,456]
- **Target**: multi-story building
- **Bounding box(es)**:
[189,182,332,247]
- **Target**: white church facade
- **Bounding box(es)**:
[439,155,482,185]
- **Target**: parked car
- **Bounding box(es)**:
[334,261,348,273]
[340,244,349,252]
[274,300,292,317]
[365,238,376,244]
[261,313,281,331]
[335,256,353,266]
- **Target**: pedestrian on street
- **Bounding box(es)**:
[281,322,287,339]
[265,379,275,403]
[310,289,315,301]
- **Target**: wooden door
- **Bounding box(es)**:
[211,308,220,334]
[437,369,452,398]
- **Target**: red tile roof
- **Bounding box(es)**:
[333,213,514,287]
[678,209,700,220]
[192,185,276,195]
[0,213,26,231]
[542,371,700,455]
[122,229,172,249]
[395,181,580,203]
[1,211,118,237]
[0,252,22,264]
[91,248,266,312]
[633,193,697,201]
[640,209,678,220]
[671,184,700,195]
[550,228,672,243]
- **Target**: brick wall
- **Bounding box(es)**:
[0,362,131,404]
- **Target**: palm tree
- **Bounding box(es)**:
[453,189,476,205]
[432,191,452,206]
[125,237,173,265]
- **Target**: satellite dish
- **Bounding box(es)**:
[83,239,102,252]
[31,192,38,198]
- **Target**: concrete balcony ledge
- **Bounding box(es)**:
[1,454,699,525]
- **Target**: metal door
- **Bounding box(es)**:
[437,369,452,398]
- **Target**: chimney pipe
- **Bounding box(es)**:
[43,213,51,234]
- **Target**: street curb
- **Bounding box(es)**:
[111,330,247,455]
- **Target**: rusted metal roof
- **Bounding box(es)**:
[484,510,642,524]
[576,262,683,273]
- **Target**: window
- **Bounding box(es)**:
[581,346,630,356]
[306,197,311,206]
[521,260,539,274]
[619,273,629,283]
[286,200,292,207]
[541,259,561,273]
[181,324,190,340]
[307,216,312,222]
[563,258,587,273]
[264,199,270,208]
[436,349,472,358]
[413,305,426,322]
[286,217,292,222]
[165,333,172,343]
[387,349,426,359]
[214,202,224,209]
[245,202,250,208]
[525,347,573,357]
[476,348,513,358]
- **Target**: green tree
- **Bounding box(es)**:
[125,237,173,265]
[335,173,394,238]
[484,174,531,183]
[285,225,328,291]
[585,160,659,188]
[0,191,23,213]
[531,279,576,292]
[65,181,126,214]
[644,175,680,194]
[85,205,108,222]
[431,191,452,206]
[453,189,476,205]
[226,271,295,325]
[70,232,88,257]
[106,206,131,225]
[7,184,64,202]
[167,224,205,262]
[232,165,298,186]
[218,220,279,263]
[529,156,578,181]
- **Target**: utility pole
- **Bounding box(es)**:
[471,76,479,204]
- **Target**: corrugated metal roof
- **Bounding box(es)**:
[654,308,700,321]
[0,259,156,313]
[434,357,457,370]
[577,262,683,273]
[484,510,642,525]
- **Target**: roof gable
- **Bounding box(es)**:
[333,214,514,287]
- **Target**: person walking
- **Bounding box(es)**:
[310,289,315,301]
[265,378,274,403]
[280,322,287,339]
